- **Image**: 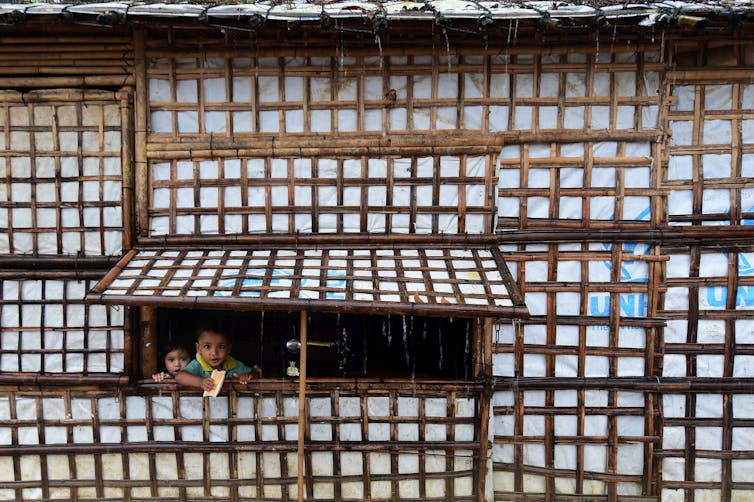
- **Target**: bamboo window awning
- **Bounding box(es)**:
[86,246,528,318]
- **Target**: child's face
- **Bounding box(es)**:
[164,348,191,376]
[195,331,231,369]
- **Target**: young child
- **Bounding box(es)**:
[175,326,261,391]
[152,343,192,382]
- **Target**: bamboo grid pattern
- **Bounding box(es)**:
[0,278,125,374]
[91,247,518,316]
[0,25,752,501]
[148,156,493,236]
[0,385,479,501]
[0,90,125,257]
[657,70,754,501]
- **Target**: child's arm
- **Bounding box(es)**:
[175,370,217,391]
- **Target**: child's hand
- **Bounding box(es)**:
[237,367,261,385]
[201,377,217,391]
[152,372,171,382]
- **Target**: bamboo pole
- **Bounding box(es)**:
[136,225,754,248]
[0,76,134,88]
[0,255,119,269]
[145,129,661,154]
[86,293,530,319]
[134,27,149,238]
[297,310,307,502]
[140,306,158,379]
[121,88,135,250]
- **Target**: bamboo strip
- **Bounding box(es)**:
[140,306,158,379]
[145,130,660,152]
[0,374,129,385]
[86,293,530,319]
[0,255,119,268]
[0,66,131,75]
[0,270,105,279]
[144,42,665,59]
[133,225,754,247]
[493,377,754,391]
[134,28,149,238]
[297,310,307,502]
[121,88,135,250]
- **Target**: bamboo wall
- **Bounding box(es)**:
[0,24,753,501]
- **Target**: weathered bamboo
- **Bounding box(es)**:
[494,377,754,391]
[134,27,149,238]
[0,270,105,280]
[297,310,307,502]
[86,293,530,318]
[0,374,129,385]
[88,248,137,295]
[0,75,134,87]
[121,88,135,250]
[139,306,158,379]
[144,42,666,59]
[145,129,661,153]
[134,226,754,247]
[0,255,119,268]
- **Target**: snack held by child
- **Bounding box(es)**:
[152,344,192,382]
[175,326,261,393]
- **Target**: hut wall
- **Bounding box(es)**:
[0,26,753,501]
[491,39,754,502]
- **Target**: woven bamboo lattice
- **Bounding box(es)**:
[0,277,125,374]
[145,50,662,139]
[0,384,480,501]
[659,245,754,500]
[0,90,127,257]
[666,80,754,226]
[88,247,526,318]
[492,244,664,499]
[147,155,494,237]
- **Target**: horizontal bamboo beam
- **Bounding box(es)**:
[86,292,530,319]
[666,68,754,82]
[494,377,754,392]
[0,440,480,456]
[0,270,106,280]
[136,378,485,394]
[137,226,754,247]
[0,75,134,87]
[0,255,120,269]
[0,66,131,75]
[145,42,666,58]
[0,374,129,386]
[145,130,662,159]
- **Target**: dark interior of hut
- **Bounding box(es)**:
[157,308,473,379]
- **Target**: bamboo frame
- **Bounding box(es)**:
[297,310,307,502]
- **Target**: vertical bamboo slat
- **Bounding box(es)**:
[140,306,158,379]
[134,28,149,237]
[297,310,307,502]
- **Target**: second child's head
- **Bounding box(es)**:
[162,344,191,376]
[195,328,232,370]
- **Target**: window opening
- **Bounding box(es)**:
[156,308,472,379]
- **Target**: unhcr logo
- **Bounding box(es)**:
[703,253,754,309]
[588,208,651,319]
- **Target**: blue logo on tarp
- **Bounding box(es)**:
[705,253,754,307]
[588,208,650,318]
[214,269,292,297]
[324,270,346,299]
